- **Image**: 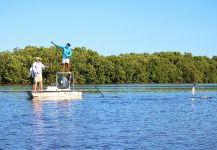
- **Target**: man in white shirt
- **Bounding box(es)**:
[30,57,45,90]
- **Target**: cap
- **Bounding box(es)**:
[35,57,41,61]
[66,43,71,47]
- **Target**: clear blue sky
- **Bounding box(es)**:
[0,0,217,57]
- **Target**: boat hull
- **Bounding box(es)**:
[27,90,82,100]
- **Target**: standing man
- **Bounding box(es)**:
[30,57,45,91]
[51,41,72,72]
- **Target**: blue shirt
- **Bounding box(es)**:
[57,45,72,59]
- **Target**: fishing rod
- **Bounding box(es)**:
[51,41,104,97]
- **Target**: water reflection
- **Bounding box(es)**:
[30,99,80,149]
[31,100,46,149]
[191,98,195,111]
[32,99,43,113]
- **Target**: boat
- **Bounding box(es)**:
[27,72,82,100]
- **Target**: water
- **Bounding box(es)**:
[0,84,217,149]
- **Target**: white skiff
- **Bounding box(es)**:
[27,90,82,100]
[27,72,82,100]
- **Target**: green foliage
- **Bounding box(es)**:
[0,46,217,84]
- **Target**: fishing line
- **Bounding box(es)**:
[75,64,104,97]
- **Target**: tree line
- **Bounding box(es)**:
[0,46,217,84]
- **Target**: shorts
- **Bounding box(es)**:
[34,73,43,83]
[62,58,70,64]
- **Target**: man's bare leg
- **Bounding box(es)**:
[38,82,43,90]
[33,82,37,91]
[65,63,69,72]
[61,64,65,72]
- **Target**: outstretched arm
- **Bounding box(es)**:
[51,41,64,50]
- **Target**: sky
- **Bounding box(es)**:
[0,0,217,57]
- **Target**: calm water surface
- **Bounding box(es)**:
[0,84,217,150]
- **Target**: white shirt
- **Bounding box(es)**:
[32,62,45,75]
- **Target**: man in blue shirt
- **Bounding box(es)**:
[51,41,72,72]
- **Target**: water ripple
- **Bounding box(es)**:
[0,87,217,149]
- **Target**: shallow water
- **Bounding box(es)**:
[0,84,217,149]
